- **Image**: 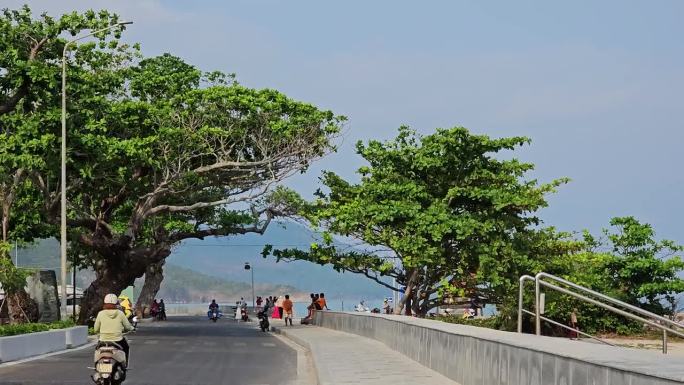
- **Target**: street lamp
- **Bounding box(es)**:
[244,262,255,308]
[60,21,132,319]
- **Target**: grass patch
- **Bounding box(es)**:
[0,320,76,337]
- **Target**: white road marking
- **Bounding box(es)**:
[262,342,276,347]
[233,342,247,347]
[173,340,187,345]
[144,340,159,345]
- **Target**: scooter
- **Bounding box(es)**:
[90,341,128,385]
[208,309,222,322]
[257,310,269,332]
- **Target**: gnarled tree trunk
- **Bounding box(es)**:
[78,246,171,324]
[78,262,134,324]
[135,260,165,318]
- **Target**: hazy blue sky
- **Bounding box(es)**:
[12,0,684,242]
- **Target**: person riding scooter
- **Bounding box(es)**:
[94,294,135,365]
[208,299,220,320]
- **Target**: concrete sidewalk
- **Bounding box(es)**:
[272,321,458,385]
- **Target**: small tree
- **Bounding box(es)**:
[267,126,568,316]
[543,217,684,335]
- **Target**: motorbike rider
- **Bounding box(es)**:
[208,299,219,318]
[94,294,135,365]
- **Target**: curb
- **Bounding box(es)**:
[271,325,321,385]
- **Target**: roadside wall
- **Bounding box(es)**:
[312,311,684,385]
[0,326,88,363]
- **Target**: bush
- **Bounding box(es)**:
[0,320,76,337]
[437,314,503,330]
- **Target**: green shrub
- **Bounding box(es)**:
[0,319,77,337]
[437,314,503,330]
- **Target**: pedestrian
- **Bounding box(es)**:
[313,294,322,310]
[282,295,294,326]
[317,293,329,310]
[276,295,285,319]
[271,297,281,319]
[150,299,159,319]
[256,296,263,308]
[158,299,166,320]
[383,298,391,314]
[569,308,579,339]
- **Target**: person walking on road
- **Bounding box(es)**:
[275,295,285,319]
[282,295,294,326]
[158,299,167,320]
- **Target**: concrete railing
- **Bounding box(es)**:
[312,311,684,385]
[0,326,89,363]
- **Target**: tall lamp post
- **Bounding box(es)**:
[244,262,255,308]
[60,21,132,319]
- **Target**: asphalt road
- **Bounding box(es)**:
[0,316,299,385]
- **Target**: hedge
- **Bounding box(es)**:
[0,320,76,337]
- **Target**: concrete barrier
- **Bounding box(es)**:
[65,326,88,348]
[0,329,66,363]
[312,311,684,385]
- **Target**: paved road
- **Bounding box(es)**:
[0,316,298,385]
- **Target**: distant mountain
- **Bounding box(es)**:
[14,223,392,304]
[169,221,391,302]
[148,264,305,303]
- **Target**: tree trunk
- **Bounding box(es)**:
[135,260,165,318]
[78,263,136,324]
[394,269,419,315]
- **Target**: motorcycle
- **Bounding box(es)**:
[90,341,127,385]
[208,309,222,322]
[257,310,270,332]
[240,307,248,322]
[128,315,138,329]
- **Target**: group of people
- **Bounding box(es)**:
[302,292,329,324]
[149,299,167,320]
[258,295,294,326]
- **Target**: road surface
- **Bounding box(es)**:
[0,316,299,385]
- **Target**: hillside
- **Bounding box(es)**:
[14,222,392,304]
[150,264,305,303]
[14,240,307,302]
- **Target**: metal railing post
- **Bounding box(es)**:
[663,329,668,354]
[518,276,524,333]
[534,276,541,335]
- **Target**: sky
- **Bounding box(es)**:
[10,0,684,243]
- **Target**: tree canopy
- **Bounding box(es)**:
[267,126,569,315]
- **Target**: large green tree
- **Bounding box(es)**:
[1,6,344,323]
[56,53,342,322]
[0,5,128,322]
[267,127,568,316]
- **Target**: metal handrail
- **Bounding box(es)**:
[519,275,614,347]
[535,272,684,331]
[518,272,684,354]
[520,309,616,347]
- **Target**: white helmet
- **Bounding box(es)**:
[104,294,119,304]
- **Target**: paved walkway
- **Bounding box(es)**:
[272,321,458,385]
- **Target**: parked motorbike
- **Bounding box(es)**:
[90,341,127,385]
[257,310,270,332]
[240,307,249,322]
